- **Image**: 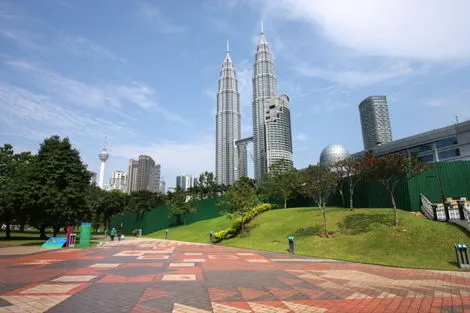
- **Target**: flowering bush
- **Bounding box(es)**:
[212,203,278,242]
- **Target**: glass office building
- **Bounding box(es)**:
[353,120,470,163]
[359,96,393,150]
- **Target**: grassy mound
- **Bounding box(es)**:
[224,207,469,270]
[145,215,233,244]
[145,207,469,270]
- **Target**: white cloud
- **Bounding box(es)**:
[1,28,123,61]
[424,99,447,108]
[111,135,215,183]
[138,1,185,34]
[5,60,186,123]
[0,29,45,51]
[0,83,131,137]
[203,88,217,118]
[294,62,430,86]
[0,4,123,62]
[236,59,253,113]
[263,0,470,61]
[422,90,470,122]
[296,132,308,141]
[203,0,239,12]
[57,34,124,61]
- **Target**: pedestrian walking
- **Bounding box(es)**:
[110,228,116,241]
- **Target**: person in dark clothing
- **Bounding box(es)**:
[109,228,116,241]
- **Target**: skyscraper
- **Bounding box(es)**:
[154,164,161,193]
[359,96,393,150]
[215,41,241,185]
[252,26,292,179]
[89,171,97,185]
[127,159,139,194]
[265,95,293,169]
[109,171,128,193]
[176,175,195,191]
[159,179,166,194]
[137,155,156,192]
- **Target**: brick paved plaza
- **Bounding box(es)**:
[0,238,469,312]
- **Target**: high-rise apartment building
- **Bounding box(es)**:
[215,41,241,185]
[89,171,97,185]
[137,155,155,192]
[359,96,393,150]
[109,171,128,193]
[265,95,293,169]
[154,164,161,193]
[127,156,160,193]
[176,175,195,191]
[127,159,139,193]
[159,179,166,194]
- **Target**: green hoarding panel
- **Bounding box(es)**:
[110,162,470,235]
[408,161,470,211]
[327,160,470,212]
[78,222,92,248]
[110,197,226,236]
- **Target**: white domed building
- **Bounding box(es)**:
[319,144,350,166]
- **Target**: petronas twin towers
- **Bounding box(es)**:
[215,26,293,185]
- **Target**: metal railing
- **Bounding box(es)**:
[420,194,435,220]
[420,194,470,232]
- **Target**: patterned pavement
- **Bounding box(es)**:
[0,239,470,312]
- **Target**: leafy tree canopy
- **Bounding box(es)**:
[359,152,430,225]
[260,159,298,208]
[166,187,195,225]
[217,176,259,232]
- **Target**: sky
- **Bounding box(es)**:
[1,0,469,188]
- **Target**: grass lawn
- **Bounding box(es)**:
[224,207,470,270]
[0,231,103,248]
[146,207,470,270]
[0,231,52,246]
[145,215,234,243]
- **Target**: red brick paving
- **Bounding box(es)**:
[0,238,469,312]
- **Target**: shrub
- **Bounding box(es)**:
[212,203,278,242]
[132,229,142,237]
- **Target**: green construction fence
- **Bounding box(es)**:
[111,161,470,235]
[329,160,470,211]
[110,198,224,236]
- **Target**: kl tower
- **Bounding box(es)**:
[98,141,109,189]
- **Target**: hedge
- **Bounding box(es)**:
[212,203,279,242]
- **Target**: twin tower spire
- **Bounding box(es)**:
[215,24,293,185]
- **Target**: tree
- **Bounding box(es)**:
[86,186,128,232]
[332,157,364,210]
[166,187,195,225]
[298,165,341,237]
[217,176,259,232]
[85,184,106,231]
[260,159,298,208]
[359,152,430,226]
[127,190,162,226]
[0,144,15,239]
[29,136,90,238]
[193,171,220,199]
[0,145,35,239]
